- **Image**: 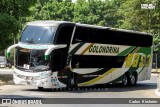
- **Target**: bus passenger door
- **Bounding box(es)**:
[54,24,75,69]
[52,25,75,84]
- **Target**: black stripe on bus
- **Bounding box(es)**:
[69,42,85,55]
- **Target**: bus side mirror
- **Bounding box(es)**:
[44,44,67,61]
[6,44,18,59]
[6,52,10,59]
[45,55,49,60]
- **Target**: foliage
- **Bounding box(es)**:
[0,0,160,60]
[118,0,159,33]
[0,13,19,50]
[0,0,37,51]
[0,0,36,20]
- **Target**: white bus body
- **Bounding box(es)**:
[7,21,153,89]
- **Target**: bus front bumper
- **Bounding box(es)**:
[13,68,63,88]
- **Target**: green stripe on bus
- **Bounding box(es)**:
[118,46,135,56]
[69,42,85,55]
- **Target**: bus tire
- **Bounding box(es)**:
[67,73,78,90]
[38,87,43,90]
[129,73,137,86]
[121,74,129,86]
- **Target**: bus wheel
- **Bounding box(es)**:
[122,74,129,86]
[67,73,78,90]
[38,87,43,90]
[129,73,137,86]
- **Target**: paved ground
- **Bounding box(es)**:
[0,74,159,98]
[0,69,160,107]
[0,75,160,107]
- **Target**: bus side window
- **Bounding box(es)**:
[72,26,89,44]
[56,25,74,45]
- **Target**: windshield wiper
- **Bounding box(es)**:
[27,38,35,44]
[33,65,49,71]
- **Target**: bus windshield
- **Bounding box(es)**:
[16,48,50,71]
[20,25,56,44]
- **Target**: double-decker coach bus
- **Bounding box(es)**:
[7,21,153,90]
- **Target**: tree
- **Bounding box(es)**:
[0,0,37,52]
[0,13,19,50]
[117,0,160,34]
[28,0,74,21]
[0,0,36,20]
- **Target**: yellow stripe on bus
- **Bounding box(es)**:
[132,47,140,53]
[81,43,94,55]
[78,68,116,86]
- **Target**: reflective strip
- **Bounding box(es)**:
[81,43,94,55]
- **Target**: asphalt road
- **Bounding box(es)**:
[0,71,159,107]
[0,74,159,98]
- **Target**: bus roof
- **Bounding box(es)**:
[76,23,111,29]
[27,20,74,26]
[110,28,151,36]
[27,21,151,36]
[76,23,151,36]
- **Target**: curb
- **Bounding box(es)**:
[152,72,160,74]
[0,75,14,86]
[155,89,160,97]
[0,81,14,86]
[0,81,6,86]
[0,69,13,71]
[152,69,160,73]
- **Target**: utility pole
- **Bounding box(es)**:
[14,37,16,67]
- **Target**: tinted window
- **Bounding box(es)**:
[55,25,74,44]
[71,55,125,68]
[21,25,56,44]
[72,26,89,44]
[72,26,152,47]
